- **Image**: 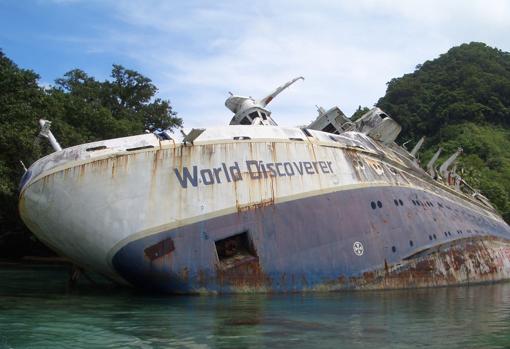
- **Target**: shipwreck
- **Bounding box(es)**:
[19,77,510,293]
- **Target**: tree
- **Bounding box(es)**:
[377,42,510,221]
[50,65,182,147]
[351,106,370,121]
[0,51,47,256]
[0,51,182,256]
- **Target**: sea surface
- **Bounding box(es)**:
[1,264,510,349]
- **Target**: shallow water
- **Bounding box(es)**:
[1,264,510,348]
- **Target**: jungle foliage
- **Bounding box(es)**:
[0,51,181,257]
[377,42,510,221]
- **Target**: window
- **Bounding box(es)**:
[240,117,252,125]
[126,145,154,152]
[86,145,107,152]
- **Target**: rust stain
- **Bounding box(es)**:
[144,237,175,261]
[346,237,510,290]
[216,257,271,290]
[236,198,275,213]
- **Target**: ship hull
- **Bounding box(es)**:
[112,185,510,293]
[18,127,510,293]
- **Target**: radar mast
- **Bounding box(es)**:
[226,76,304,126]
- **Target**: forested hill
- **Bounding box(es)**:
[377,42,510,221]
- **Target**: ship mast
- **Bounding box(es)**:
[226,77,304,126]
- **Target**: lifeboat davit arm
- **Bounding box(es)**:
[439,147,463,182]
[426,147,442,178]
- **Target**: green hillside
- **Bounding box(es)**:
[377,42,510,221]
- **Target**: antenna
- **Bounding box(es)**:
[20,160,27,173]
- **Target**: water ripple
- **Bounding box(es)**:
[1,266,510,348]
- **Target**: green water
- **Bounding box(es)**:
[1,264,510,348]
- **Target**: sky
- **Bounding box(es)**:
[1,0,510,128]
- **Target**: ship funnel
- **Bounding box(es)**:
[38,119,62,152]
[410,136,425,157]
[353,108,401,144]
[439,147,463,180]
[226,76,304,126]
[426,147,442,178]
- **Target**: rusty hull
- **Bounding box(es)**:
[346,237,510,291]
[19,126,510,293]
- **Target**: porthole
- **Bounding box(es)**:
[394,199,399,206]
[371,202,376,209]
[448,231,452,236]
[377,201,382,208]
[433,234,437,239]
[412,200,416,205]
[429,235,433,241]
[409,240,414,247]
[444,232,448,237]
[391,246,396,253]
[399,199,403,206]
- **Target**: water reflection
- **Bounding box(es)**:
[1,265,510,348]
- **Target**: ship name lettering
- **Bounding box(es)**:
[174,162,242,188]
[174,160,333,188]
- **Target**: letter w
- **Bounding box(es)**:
[174,167,198,188]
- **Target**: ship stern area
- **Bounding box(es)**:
[111,185,510,294]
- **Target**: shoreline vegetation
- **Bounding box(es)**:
[1,42,509,258]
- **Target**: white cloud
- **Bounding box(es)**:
[56,0,510,127]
